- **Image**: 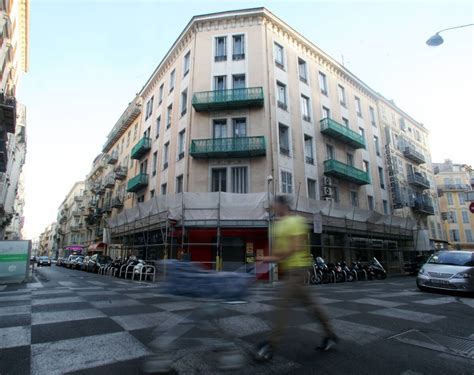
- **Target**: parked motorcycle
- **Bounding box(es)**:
[340,261,356,282]
[350,261,368,281]
[369,257,387,280]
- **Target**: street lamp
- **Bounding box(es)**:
[426,23,474,46]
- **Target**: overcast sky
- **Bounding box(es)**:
[19,0,473,239]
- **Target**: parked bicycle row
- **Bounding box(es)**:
[307,257,387,284]
[56,254,156,281]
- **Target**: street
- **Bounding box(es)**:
[0,265,473,375]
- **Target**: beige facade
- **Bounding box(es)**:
[434,160,474,248]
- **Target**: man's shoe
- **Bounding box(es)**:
[318,336,338,351]
[254,341,274,362]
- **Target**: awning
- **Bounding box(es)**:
[88,242,107,252]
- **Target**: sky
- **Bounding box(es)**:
[20,0,473,239]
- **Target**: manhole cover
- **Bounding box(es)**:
[389,329,474,359]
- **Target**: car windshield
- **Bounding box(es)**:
[427,252,474,267]
[39,256,49,260]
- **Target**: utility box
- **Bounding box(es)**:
[0,240,32,284]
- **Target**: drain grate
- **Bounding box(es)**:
[389,329,474,359]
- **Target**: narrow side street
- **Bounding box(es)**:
[1,266,473,374]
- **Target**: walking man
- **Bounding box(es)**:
[256,195,338,361]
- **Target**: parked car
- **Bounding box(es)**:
[85,254,112,273]
[71,256,84,270]
[57,257,67,266]
[417,250,474,293]
[81,256,91,271]
[36,256,51,267]
[64,255,78,268]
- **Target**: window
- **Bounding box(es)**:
[298,58,307,82]
[176,175,183,193]
[459,192,465,205]
[378,167,385,189]
[363,160,369,173]
[140,159,148,174]
[180,89,188,116]
[178,130,185,160]
[301,95,311,121]
[169,69,176,92]
[150,190,155,198]
[127,131,130,146]
[276,81,287,110]
[213,119,227,138]
[215,36,227,61]
[144,126,151,139]
[354,96,362,116]
[338,85,346,106]
[232,74,245,89]
[211,168,227,192]
[399,118,406,132]
[214,75,226,91]
[307,179,317,199]
[462,211,469,224]
[166,104,172,129]
[326,144,334,159]
[450,229,460,242]
[281,171,293,194]
[346,153,354,167]
[304,135,314,164]
[369,106,376,126]
[374,135,380,156]
[159,84,164,104]
[447,192,454,205]
[333,186,340,203]
[274,42,284,68]
[449,211,457,223]
[342,117,349,127]
[152,152,157,176]
[133,124,138,140]
[232,118,247,137]
[279,124,290,155]
[155,116,161,138]
[319,72,328,95]
[161,183,167,195]
[465,230,473,242]
[383,200,389,214]
[145,96,154,120]
[232,34,245,60]
[183,51,190,76]
[350,191,359,207]
[368,195,375,211]
[163,142,169,170]
[231,166,248,193]
[322,106,330,120]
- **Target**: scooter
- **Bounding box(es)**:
[369,257,387,280]
[341,261,356,282]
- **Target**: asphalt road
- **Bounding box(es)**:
[0,264,473,374]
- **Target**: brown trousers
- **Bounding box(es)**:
[269,268,335,347]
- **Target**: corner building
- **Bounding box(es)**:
[98,8,443,273]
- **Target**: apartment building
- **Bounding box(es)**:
[433,160,474,249]
[39,222,58,257]
[0,0,29,238]
[57,181,87,257]
[57,8,442,272]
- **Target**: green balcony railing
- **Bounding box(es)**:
[127,173,149,193]
[320,118,366,149]
[324,159,371,185]
[192,87,264,112]
[189,136,266,159]
[130,137,152,160]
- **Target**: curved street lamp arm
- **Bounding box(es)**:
[436,23,474,35]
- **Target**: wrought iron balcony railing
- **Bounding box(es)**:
[407,173,430,189]
[403,146,425,164]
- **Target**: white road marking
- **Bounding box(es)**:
[0,305,31,317]
[111,311,178,331]
[87,281,108,286]
[0,294,30,302]
[90,299,143,309]
[58,281,78,287]
[354,298,405,308]
[30,331,151,375]
[0,326,30,349]
[76,290,118,296]
[124,292,160,299]
[370,308,445,323]
[0,285,6,291]
[414,297,457,306]
[32,288,70,296]
[32,296,85,306]
[32,308,105,325]
[459,298,474,309]
[27,282,44,288]
[217,315,271,338]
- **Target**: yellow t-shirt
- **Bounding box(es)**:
[273,215,311,269]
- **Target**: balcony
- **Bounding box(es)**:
[72,210,81,217]
[0,139,7,172]
[70,224,83,232]
[114,166,128,180]
[192,87,264,112]
[97,185,106,195]
[412,199,435,215]
[403,146,425,164]
[107,151,118,165]
[407,173,430,189]
[437,184,471,192]
[74,195,83,202]
[127,173,149,193]
[111,196,124,209]
[104,175,115,189]
[0,93,17,133]
[131,137,152,160]
[190,136,266,159]
[320,118,365,149]
[323,159,371,185]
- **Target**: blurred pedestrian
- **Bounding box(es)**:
[256,195,338,361]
